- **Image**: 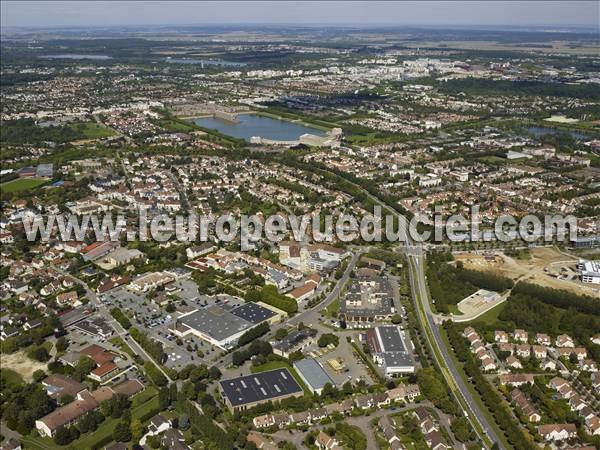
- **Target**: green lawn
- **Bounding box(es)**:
[323,296,340,318]
[447,304,464,316]
[468,301,507,326]
[155,118,199,132]
[109,336,136,359]
[251,360,312,395]
[476,155,506,164]
[1,177,47,193]
[68,122,117,139]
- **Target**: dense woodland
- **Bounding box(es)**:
[427,252,514,313]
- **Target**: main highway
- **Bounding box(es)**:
[317,172,504,449]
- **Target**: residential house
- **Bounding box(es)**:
[556,334,575,348]
[494,330,508,343]
[532,345,547,359]
[506,355,522,369]
[537,424,577,442]
[535,333,551,346]
[316,431,342,450]
[498,374,535,387]
[515,344,531,358]
[424,431,449,450]
[514,329,528,343]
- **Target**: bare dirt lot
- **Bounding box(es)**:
[0,351,48,382]
[454,247,598,297]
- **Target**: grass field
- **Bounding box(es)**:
[468,301,507,326]
[154,118,199,132]
[447,304,464,316]
[476,155,506,164]
[68,122,117,139]
[109,336,136,359]
[323,296,340,318]
[1,177,47,193]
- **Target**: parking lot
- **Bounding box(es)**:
[312,332,376,385]
[100,283,241,371]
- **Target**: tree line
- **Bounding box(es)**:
[444,321,537,450]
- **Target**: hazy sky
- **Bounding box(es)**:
[1,1,598,28]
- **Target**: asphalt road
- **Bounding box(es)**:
[271,400,459,450]
[408,255,503,449]
[323,176,503,450]
[214,250,362,371]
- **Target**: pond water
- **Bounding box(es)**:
[165,58,246,67]
[40,54,112,60]
[193,114,326,141]
[525,126,591,140]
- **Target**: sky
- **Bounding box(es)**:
[1,1,598,29]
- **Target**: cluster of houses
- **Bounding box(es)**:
[279,241,349,273]
[93,166,182,212]
[498,373,600,442]
[376,406,451,450]
[463,326,497,372]
[1,247,82,308]
[60,343,125,382]
[35,378,144,437]
[252,383,421,430]
[495,330,595,372]
[186,247,332,303]
[187,248,304,291]
[547,377,600,438]
[510,388,541,423]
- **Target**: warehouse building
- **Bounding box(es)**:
[293,358,336,395]
[170,302,282,350]
[219,368,303,412]
[366,326,415,376]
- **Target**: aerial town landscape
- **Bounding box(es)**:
[0,1,599,450]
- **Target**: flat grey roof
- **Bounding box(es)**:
[375,326,415,370]
[179,305,253,342]
[378,326,407,353]
[293,358,335,392]
[219,368,302,407]
[231,302,276,324]
[383,351,414,368]
[341,276,394,317]
[272,328,317,352]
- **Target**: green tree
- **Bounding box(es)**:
[55,336,68,353]
[131,418,144,441]
[32,370,46,383]
[113,421,132,442]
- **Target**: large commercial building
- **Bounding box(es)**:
[341,276,394,324]
[219,368,303,412]
[366,326,415,376]
[570,236,599,249]
[170,302,283,350]
[578,260,600,284]
[293,358,336,395]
